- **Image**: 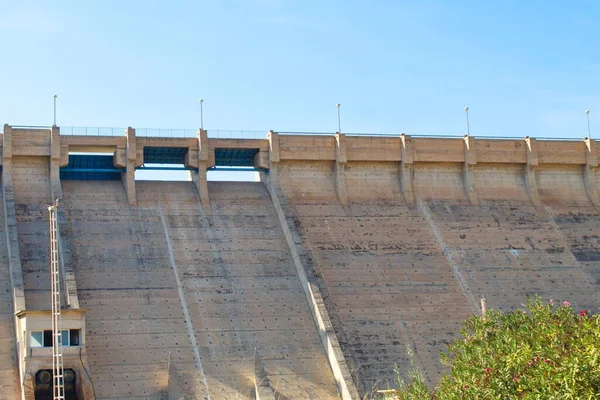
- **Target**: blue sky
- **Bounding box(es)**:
[1,1,599,139]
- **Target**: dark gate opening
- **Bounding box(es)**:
[34,369,78,400]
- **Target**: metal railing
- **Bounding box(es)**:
[345,132,399,137]
[207,130,267,139]
[278,131,335,136]
[60,126,125,136]
[136,128,197,138]
[0,125,592,142]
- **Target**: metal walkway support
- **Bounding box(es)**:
[49,199,65,400]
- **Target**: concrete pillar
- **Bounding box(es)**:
[268,130,280,182]
[583,138,600,209]
[2,124,24,400]
[524,137,541,207]
[400,134,415,204]
[335,133,349,206]
[191,129,210,212]
[463,135,478,205]
[50,126,63,201]
[122,127,137,206]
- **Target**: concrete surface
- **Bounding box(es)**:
[2,126,600,399]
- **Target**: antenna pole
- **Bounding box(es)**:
[336,103,341,133]
[464,107,470,136]
[200,99,204,130]
[586,110,591,139]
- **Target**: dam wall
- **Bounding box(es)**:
[1,125,600,398]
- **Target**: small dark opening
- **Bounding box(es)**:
[43,330,52,348]
[70,330,80,346]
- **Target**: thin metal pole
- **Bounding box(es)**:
[586,110,591,139]
[53,95,57,126]
[336,103,341,133]
[464,106,470,136]
[200,99,204,130]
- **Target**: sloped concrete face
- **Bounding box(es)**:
[135,181,339,399]
[276,161,474,391]
[61,180,206,399]
[276,158,600,393]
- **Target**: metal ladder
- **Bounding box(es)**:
[49,199,65,400]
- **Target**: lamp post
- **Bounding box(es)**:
[586,109,591,139]
[199,99,204,130]
[464,106,470,136]
[336,103,341,133]
[53,95,57,126]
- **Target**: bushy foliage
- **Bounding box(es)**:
[388,298,600,399]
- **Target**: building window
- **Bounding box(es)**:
[30,330,81,348]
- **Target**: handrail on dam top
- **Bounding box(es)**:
[1,125,592,142]
[136,128,197,138]
[61,126,126,136]
[277,131,335,136]
[207,130,267,139]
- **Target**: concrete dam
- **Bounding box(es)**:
[1,125,599,399]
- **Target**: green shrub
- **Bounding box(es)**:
[387,297,600,399]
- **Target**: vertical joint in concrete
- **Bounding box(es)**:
[192,129,210,212]
[50,126,63,201]
[122,127,137,206]
[400,134,415,204]
[583,138,600,209]
[462,135,478,205]
[524,137,541,207]
[335,132,349,206]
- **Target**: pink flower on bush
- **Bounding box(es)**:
[562,301,571,306]
[484,368,492,374]
[549,299,555,304]
[579,310,589,317]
